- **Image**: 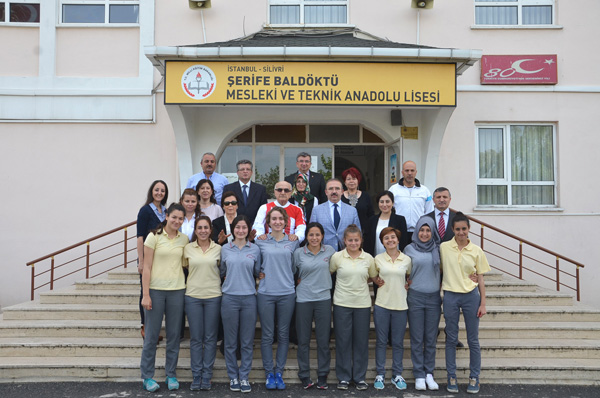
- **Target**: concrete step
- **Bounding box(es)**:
[5,300,598,323]
[483,290,573,306]
[107,270,140,280]
[39,287,138,306]
[38,287,571,307]
[484,280,537,292]
[75,279,139,290]
[2,302,138,321]
[483,305,600,322]
[1,337,598,361]
[0,356,598,385]
[1,317,598,341]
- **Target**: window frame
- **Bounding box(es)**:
[58,0,140,26]
[475,123,557,208]
[0,0,40,25]
[474,0,555,27]
[268,0,350,27]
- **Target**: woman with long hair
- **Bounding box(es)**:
[183,215,222,391]
[180,188,201,241]
[340,167,374,233]
[196,179,223,221]
[403,217,442,391]
[329,224,377,391]
[136,180,168,341]
[441,212,490,394]
[290,173,317,222]
[372,227,411,391]
[363,190,409,256]
[140,203,188,392]
[293,222,335,390]
[255,206,300,390]
[220,215,261,393]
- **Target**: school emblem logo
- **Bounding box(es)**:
[181,64,216,100]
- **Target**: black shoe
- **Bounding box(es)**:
[301,378,314,389]
[355,381,368,390]
[317,376,328,390]
[457,340,465,348]
[337,380,349,390]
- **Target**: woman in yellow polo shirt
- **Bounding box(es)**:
[183,215,222,391]
[440,212,490,395]
[140,203,189,393]
[372,227,411,391]
[329,224,377,391]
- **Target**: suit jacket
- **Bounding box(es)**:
[310,201,361,250]
[285,170,327,204]
[426,209,456,242]
[212,216,230,246]
[223,181,269,227]
[363,213,409,257]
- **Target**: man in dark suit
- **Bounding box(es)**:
[285,151,327,204]
[310,178,360,250]
[223,159,269,227]
[425,187,455,242]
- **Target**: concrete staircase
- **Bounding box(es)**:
[1,269,599,385]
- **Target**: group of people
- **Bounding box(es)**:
[136,153,490,395]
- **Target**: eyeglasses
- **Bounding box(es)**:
[275,188,292,193]
[223,201,238,206]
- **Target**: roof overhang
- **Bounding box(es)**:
[145,45,482,77]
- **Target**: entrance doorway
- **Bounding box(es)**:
[218,124,391,204]
[335,145,385,207]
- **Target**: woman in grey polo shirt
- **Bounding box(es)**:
[255,206,300,390]
[293,222,336,390]
[220,215,261,393]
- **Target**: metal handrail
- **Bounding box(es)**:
[462,212,584,301]
[26,213,586,301]
[26,221,137,300]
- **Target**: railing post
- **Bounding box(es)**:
[556,257,560,291]
[50,257,54,291]
[124,227,128,269]
[480,225,484,250]
[86,242,90,279]
[576,265,581,302]
[31,264,35,301]
[519,241,523,280]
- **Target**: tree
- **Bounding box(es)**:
[254,165,280,196]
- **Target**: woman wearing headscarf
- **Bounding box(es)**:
[403,217,441,391]
[290,173,317,222]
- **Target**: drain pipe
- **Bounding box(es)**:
[416,10,420,45]
[201,10,207,43]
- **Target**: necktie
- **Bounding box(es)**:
[438,212,446,239]
[333,203,340,230]
[242,184,248,205]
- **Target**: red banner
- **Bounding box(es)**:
[481,55,557,85]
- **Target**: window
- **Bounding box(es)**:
[60,1,139,24]
[476,124,556,206]
[269,0,348,25]
[475,0,554,26]
[0,2,40,23]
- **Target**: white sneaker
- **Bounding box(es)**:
[415,378,426,390]
[426,374,439,390]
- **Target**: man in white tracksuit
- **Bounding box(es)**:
[388,160,434,243]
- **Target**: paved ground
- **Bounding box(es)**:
[0,382,598,398]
